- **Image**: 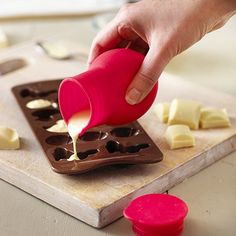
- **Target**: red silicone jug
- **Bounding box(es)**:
[59,48,158,135]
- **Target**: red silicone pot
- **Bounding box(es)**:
[59,48,157,135]
[123,194,188,236]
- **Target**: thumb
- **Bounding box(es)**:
[125,45,169,105]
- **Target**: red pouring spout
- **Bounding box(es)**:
[59,48,158,135]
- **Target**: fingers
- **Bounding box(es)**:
[88,4,139,64]
[125,44,169,105]
[88,20,122,64]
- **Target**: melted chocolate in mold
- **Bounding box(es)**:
[53,147,98,161]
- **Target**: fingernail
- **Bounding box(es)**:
[126,88,142,105]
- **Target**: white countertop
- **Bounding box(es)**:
[0,14,235,236]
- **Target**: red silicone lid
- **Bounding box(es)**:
[123,194,188,235]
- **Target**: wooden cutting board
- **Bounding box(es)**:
[0,42,235,228]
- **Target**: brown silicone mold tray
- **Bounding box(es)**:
[12,79,163,174]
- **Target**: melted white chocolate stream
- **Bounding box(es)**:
[67,110,90,161]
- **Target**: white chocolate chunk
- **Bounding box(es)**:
[153,102,170,123]
[42,42,70,60]
[51,102,58,108]
[0,29,8,49]
[0,126,20,149]
[26,99,52,109]
[165,125,195,149]
[200,107,231,129]
[46,120,68,133]
[168,99,202,129]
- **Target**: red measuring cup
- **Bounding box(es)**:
[123,194,188,236]
[58,48,158,135]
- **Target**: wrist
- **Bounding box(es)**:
[202,0,236,32]
[214,0,236,16]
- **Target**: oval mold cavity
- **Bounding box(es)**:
[32,109,59,121]
[106,140,120,153]
[111,127,140,137]
[20,88,57,98]
[46,135,71,145]
[80,131,108,141]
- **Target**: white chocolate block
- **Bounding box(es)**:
[200,107,231,129]
[153,102,170,123]
[0,126,20,149]
[0,29,8,49]
[165,125,195,149]
[168,99,202,129]
[26,99,52,109]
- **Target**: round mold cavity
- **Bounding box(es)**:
[106,140,120,153]
[32,109,59,121]
[53,147,72,161]
[46,135,71,145]
[111,127,140,137]
[20,88,31,98]
[79,131,108,141]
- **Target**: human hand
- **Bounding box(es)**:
[88,0,236,105]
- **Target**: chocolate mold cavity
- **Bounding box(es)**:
[36,90,57,97]
[54,148,98,161]
[106,141,149,154]
[111,127,140,137]
[20,88,32,98]
[77,149,99,160]
[53,147,72,161]
[106,140,121,153]
[32,109,59,121]
[46,135,71,145]
[80,131,108,141]
[126,143,150,153]
[20,88,57,98]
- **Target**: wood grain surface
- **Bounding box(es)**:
[0,42,235,228]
